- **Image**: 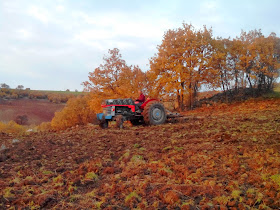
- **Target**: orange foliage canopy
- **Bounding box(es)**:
[51,95,95,130]
[148,24,280,110]
[149,24,214,110]
[83,48,147,99]
[82,48,148,114]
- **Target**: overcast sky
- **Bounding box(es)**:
[1,0,279,91]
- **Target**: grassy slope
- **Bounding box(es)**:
[1,96,280,209]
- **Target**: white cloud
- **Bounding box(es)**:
[16,29,33,39]
[0,60,45,79]
[200,1,219,12]
[73,12,99,25]
[74,11,173,40]
[199,1,221,22]
[74,29,114,41]
[28,5,51,23]
[2,1,23,13]
[23,71,45,79]
[71,11,172,52]
[73,36,136,51]
[56,5,65,12]
[114,21,163,39]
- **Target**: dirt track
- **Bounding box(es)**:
[0,98,280,209]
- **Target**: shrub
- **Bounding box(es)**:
[13,89,29,98]
[51,95,96,130]
[48,93,61,103]
[48,93,73,103]
[0,88,10,94]
[0,91,6,98]
[10,93,19,99]
[14,115,28,125]
[0,121,26,134]
[37,122,52,132]
[29,91,47,99]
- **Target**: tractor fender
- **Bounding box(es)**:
[140,99,158,109]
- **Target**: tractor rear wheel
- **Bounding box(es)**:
[143,101,166,125]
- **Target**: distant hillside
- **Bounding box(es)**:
[0,88,85,103]
[0,98,65,125]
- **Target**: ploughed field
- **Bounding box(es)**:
[0,98,65,125]
[0,98,280,209]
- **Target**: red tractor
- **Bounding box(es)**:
[97,98,169,128]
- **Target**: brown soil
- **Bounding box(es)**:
[0,98,65,125]
[0,98,280,209]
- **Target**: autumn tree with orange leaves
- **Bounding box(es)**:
[149,24,280,110]
[83,48,147,97]
[149,24,214,110]
[217,30,280,93]
[82,48,148,113]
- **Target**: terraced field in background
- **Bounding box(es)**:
[1,98,279,209]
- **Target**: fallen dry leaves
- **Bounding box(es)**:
[0,98,280,209]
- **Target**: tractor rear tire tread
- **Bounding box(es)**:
[143,101,166,125]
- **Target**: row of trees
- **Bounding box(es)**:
[149,25,280,109]
[0,87,78,103]
[49,24,279,131]
[83,24,279,111]
[0,83,25,90]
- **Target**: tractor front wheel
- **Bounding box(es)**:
[99,115,108,129]
[99,120,108,129]
[143,101,166,125]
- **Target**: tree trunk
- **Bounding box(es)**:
[246,73,253,89]
[177,90,181,111]
[221,73,225,92]
[180,82,185,111]
[188,83,192,110]
[180,91,184,111]
[234,69,238,92]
